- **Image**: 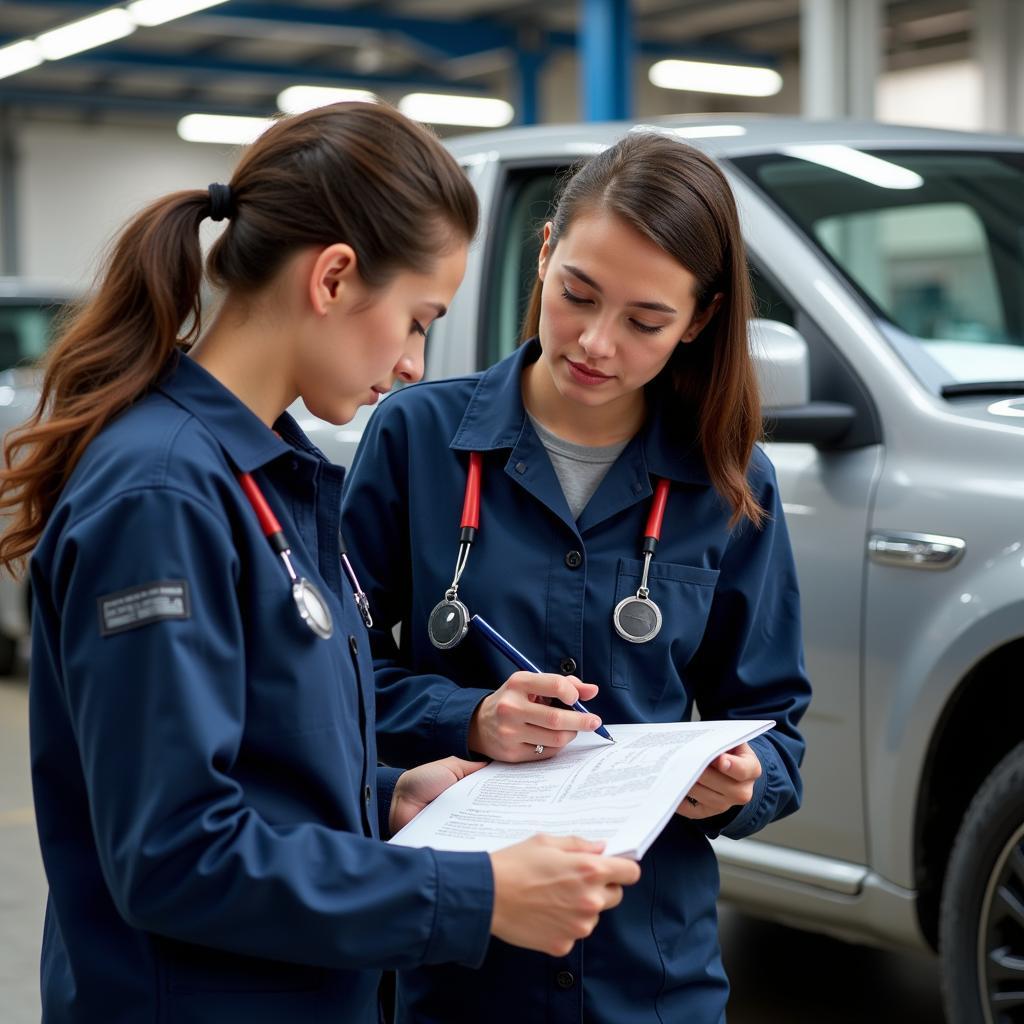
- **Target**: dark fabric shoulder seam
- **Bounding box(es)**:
[63,484,231,543]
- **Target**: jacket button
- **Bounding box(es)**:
[555,970,575,989]
[364,785,372,804]
[349,635,359,656]
[559,658,576,674]
[564,550,582,569]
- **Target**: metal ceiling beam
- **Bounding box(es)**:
[40,0,746,61]
[0,43,488,94]
[0,85,273,119]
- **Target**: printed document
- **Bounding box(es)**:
[389,720,774,859]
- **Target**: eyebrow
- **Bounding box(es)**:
[428,302,448,318]
[563,264,677,315]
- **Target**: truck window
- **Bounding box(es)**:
[481,168,561,368]
[731,149,1024,389]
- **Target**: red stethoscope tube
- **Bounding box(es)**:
[428,454,672,650]
[236,471,336,639]
[238,472,289,555]
[459,451,483,543]
[641,478,671,555]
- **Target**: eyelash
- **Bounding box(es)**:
[560,286,664,335]
[411,320,427,338]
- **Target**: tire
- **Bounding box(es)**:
[941,742,1024,1024]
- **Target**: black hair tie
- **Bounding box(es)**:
[207,182,234,222]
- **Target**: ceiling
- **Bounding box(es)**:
[0,0,975,122]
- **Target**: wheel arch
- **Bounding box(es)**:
[914,636,1024,948]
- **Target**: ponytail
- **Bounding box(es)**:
[0,190,208,569]
[0,102,477,573]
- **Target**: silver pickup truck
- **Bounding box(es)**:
[7,117,1024,1024]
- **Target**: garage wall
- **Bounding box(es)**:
[15,121,236,288]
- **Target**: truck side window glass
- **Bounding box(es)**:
[484,170,561,368]
[750,265,797,327]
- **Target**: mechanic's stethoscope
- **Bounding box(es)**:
[237,471,371,640]
[427,453,672,650]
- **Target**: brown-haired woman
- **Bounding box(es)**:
[0,102,640,1024]
[341,130,812,1023]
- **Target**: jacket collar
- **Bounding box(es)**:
[157,351,294,473]
[450,337,710,487]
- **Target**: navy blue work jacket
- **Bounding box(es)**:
[341,339,811,1024]
[28,353,493,1024]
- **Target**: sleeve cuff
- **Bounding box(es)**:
[376,766,405,839]
[718,734,776,840]
[422,850,494,967]
[431,686,493,759]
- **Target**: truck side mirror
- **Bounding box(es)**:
[749,318,858,448]
[750,318,810,408]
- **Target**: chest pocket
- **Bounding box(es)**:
[609,558,719,707]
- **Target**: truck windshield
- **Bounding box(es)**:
[731,148,1024,391]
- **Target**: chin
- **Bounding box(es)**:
[303,395,359,427]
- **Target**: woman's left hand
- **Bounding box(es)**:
[389,756,487,836]
[676,742,762,820]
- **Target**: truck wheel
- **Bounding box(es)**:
[941,742,1024,1023]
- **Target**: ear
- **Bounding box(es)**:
[537,222,554,283]
[308,243,360,316]
[680,292,724,343]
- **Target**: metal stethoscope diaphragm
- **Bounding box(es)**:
[428,453,671,651]
[237,470,372,640]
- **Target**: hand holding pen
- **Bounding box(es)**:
[466,613,613,762]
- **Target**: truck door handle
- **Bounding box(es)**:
[868,532,966,570]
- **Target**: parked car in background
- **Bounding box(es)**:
[0,279,76,672]
[3,117,1023,1024]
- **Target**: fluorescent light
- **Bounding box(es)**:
[399,93,514,128]
[649,59,782,98]
[177,113,274,145]
[0,41,43,81]
[35,9,135,61]
[781,145,924,190]
[277,85,378,115]
[128,0,230,27]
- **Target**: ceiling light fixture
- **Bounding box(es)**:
[649,59,782,98]
[0,41,43,82]
[127,0,231,28]
[35,9,136,61]
[399,93,514,128]
[177,113,275,145]
[277,85,378,115]
[780,145,924,190]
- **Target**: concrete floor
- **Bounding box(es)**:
[0,675,947,1022]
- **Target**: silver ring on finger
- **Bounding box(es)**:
[534,744,545,755]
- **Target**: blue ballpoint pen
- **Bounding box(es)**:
[470,613,614,742]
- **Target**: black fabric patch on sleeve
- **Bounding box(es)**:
[97,580,192,636]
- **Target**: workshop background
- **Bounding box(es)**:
[2,2,1023,1022]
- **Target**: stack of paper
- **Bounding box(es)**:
[389,720,774,860]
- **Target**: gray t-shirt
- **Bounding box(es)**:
[529,414,631,519]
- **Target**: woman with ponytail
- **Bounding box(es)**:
[341,131,812,1023]
[1,102,639,1024]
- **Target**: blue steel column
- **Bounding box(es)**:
[580,0,633,121]
[517,49,545,125]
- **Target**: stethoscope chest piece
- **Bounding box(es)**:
[613,593,663,644]
[428,594,471,650]
[292,578,334,640]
